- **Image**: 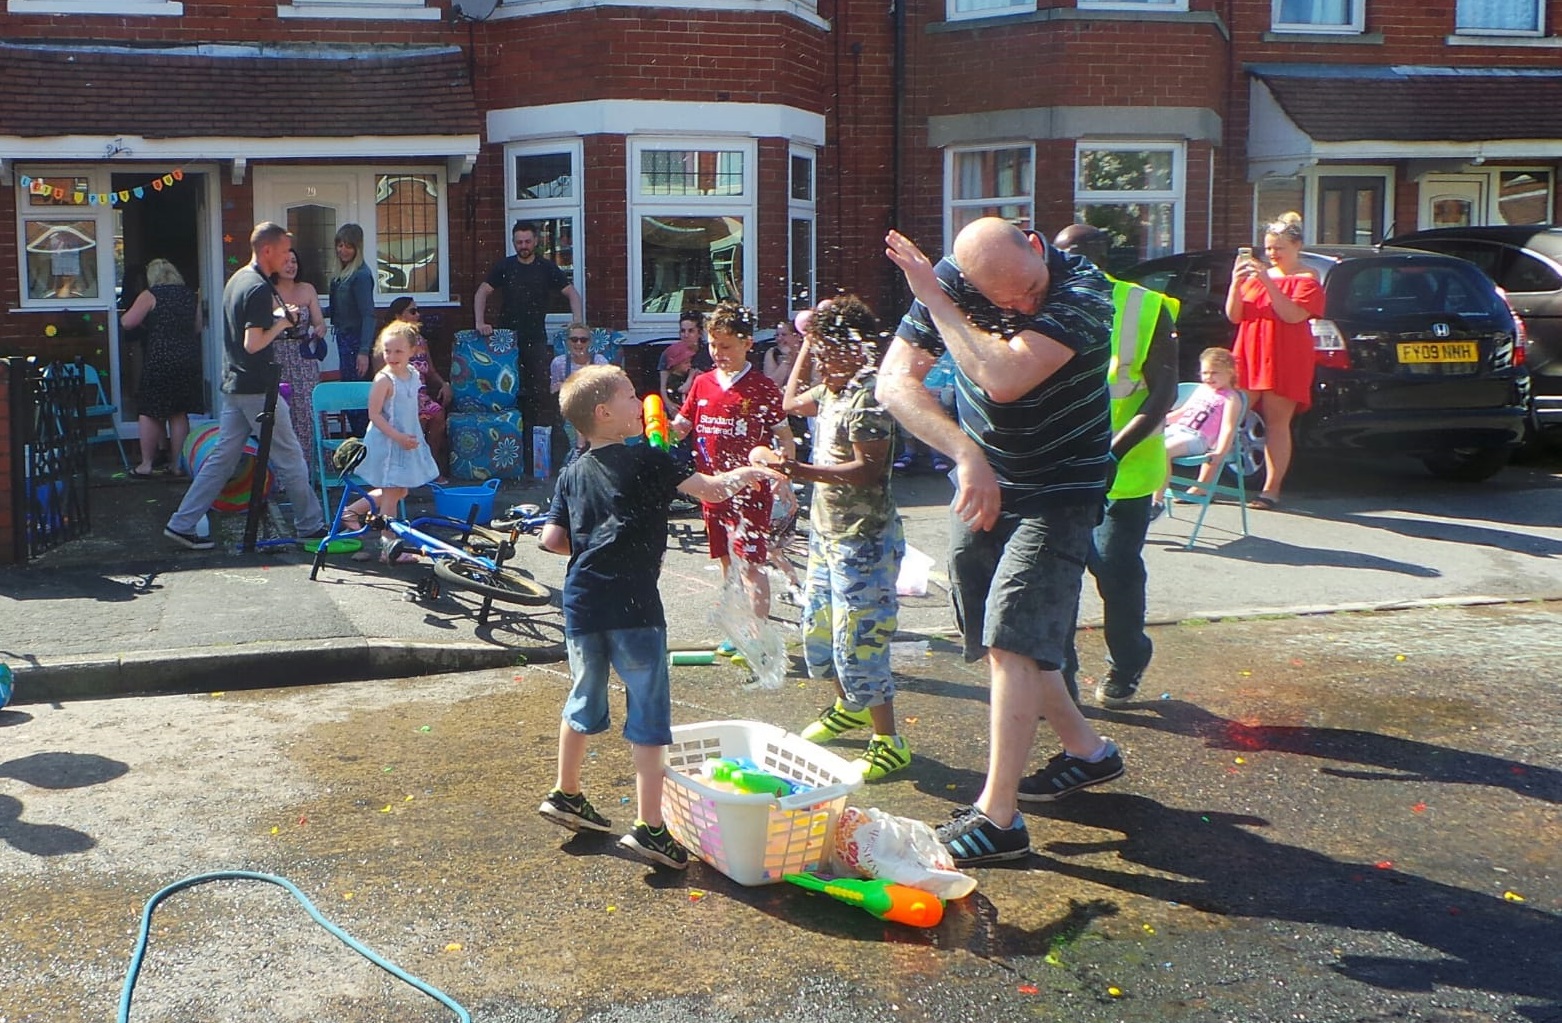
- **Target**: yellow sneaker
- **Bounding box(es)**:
[800,701,873,743]
[854,735,912,781]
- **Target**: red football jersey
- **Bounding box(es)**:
[678,367,787,473]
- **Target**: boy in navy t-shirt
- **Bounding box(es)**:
[538,364,780,869]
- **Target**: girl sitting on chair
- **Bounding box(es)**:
[1164,347,1242,500]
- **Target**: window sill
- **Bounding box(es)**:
[932,7,1228,39]
[493,0,826,30]
[277,2,441,17]
[1445,32,1561,46]
[6,0,182,13]
[1261,29,1383,43]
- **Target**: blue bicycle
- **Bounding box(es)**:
[309,448,551,621]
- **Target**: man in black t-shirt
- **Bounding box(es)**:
[163,222,326,549]
[474,220,583,474]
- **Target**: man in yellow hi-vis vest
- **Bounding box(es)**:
[1054,225,1179,706]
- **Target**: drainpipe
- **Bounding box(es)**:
[892,0,906,232]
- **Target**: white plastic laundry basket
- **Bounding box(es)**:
[662,720,864,886]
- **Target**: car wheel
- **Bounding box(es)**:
[1421,445,1512,482]
[1235,407,1267,488]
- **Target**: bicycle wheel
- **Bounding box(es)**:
[432,560,552,606]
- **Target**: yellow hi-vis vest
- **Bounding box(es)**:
[1106,278,1178,500]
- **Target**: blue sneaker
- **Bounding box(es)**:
[715,640,738,657]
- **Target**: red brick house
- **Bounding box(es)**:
[1,0,1557,428]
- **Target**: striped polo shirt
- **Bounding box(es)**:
[895,236,1114,514]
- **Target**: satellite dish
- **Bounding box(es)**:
[451,0,498,20]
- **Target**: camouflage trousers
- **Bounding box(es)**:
[801,518,905,710]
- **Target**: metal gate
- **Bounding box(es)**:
[6,357,92,561]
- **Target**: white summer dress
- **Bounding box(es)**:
[359,367,441,489]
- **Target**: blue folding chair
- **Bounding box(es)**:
[43,361,131,471]
[1164,382,1252,549]
[310,380,408,521]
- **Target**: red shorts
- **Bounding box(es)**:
[702,488,770,563]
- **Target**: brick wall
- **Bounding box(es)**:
[0,359,13,565]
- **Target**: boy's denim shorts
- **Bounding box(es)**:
[563,626,673,747]
[947,502,1097,671]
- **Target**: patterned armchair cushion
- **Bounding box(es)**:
[448,411,527,481]
[549,326,625,366]
[451,329,520,413]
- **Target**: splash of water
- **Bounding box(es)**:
[709,555,789,691]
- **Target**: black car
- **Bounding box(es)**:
[1383,225,1562,443]
[1120,247,1529,481]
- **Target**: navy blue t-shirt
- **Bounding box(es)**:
[896,236,1114,514]
[546,442,694,636]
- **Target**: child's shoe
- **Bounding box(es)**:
[715,640,738,657]
[854,734,912,781]
[799,700,873,743]
[619,821,689,870]
[538,789,612,833]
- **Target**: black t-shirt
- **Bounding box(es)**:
[221,264,281,395]
[485,255,570,345]
[546,442,694,636]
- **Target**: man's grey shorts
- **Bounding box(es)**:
[947,502,1098,670]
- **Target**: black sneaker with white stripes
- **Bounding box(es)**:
[934,806,1031,866]
[1017,740,1125,803]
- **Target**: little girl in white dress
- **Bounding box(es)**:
[343,321,440,563]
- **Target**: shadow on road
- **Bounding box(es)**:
[1154,534,1443,576]
[0,751,129,857]
[1099,700,1561,804]
[1030,789,1561,1010]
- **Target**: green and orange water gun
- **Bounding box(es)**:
[783,872,944,928]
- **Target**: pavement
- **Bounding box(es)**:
[1,446,1560,702]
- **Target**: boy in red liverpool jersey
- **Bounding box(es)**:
[673,301,797,624]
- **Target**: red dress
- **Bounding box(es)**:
[1233,273,1325,409]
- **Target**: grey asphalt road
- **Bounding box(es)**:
[2,601,1558,1023]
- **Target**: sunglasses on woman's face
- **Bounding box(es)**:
[569,336,590,344]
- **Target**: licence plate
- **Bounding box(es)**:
[1397,342,1478,364]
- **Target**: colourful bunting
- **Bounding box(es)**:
[20,167,194,207]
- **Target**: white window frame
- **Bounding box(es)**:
[14,166,119,312]
[944,143,1036,250]
[1074,141,1186,259]
[1454,0,1542,35]
[1270,0,1366,34]
[253,166,451,307]
[1251,164,1394,243]
[627,136,757,331]
[277,0,439,19]
[1079,0,1187,11]
[504,138,586,329]
[5,0,181,13]
[946,0,1035,20]
[497,0,822,26]
[788,144,816,313]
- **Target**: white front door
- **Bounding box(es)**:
[1420,175,1487,229]
[254,171,359,299]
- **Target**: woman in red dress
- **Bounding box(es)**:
[1225,211,1325,509]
